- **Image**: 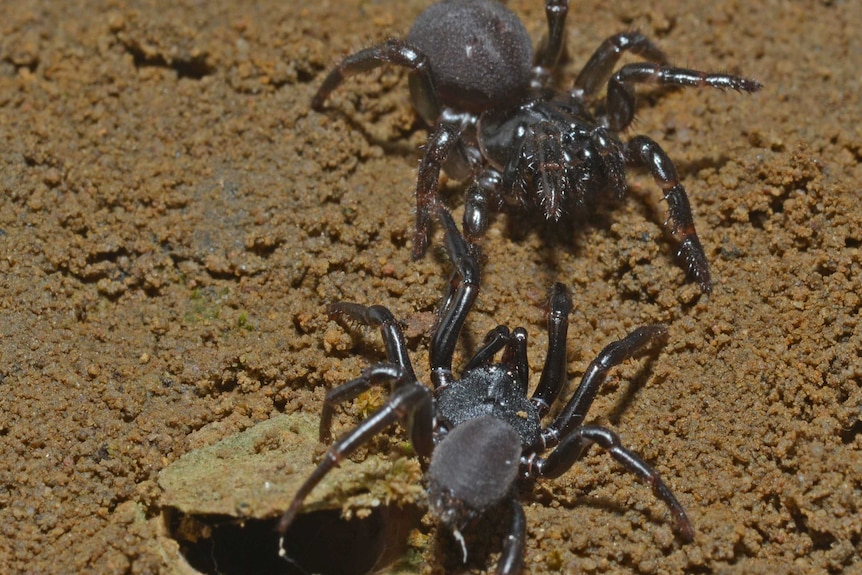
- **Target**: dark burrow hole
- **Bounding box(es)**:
[164,504,423,575]
[840,419,862,444]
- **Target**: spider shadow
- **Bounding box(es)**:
[320,103,425,162]
[605,348,666,427]
[674,152,738,177]
[497,198,622,281]
[553,492,678,538]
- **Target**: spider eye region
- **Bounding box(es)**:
[406,0,533,112]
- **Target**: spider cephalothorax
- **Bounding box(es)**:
[277,208,693,574]
[312,0,762,292]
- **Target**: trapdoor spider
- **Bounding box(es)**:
[312,0,762,292]
[277,208,693,574]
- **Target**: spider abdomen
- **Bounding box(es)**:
[406,0,533,116]
[427,415,522,530]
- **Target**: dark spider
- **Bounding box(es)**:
[312,0,762,292]
[277,208,694,574]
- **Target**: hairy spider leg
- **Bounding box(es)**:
[430,207,480,389]
[626,136,713,291]
[606,62,763,132]
[414,123,463,258]
[520,320,693,541]
[310,38,439,117]
[573,34,761,291]
[306,34,463,257]
[531,424,695,542]
[590,126,628,201]
[328,303,416,379]
[277,366,433,538]
[318,303,418,443]
[530,282,573,417]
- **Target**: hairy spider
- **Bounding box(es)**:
[312,0,762,292]
[277,208,693,574]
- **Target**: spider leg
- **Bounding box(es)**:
[626,135,711,292]
[464,326,511,371]
[606,62,762,132]
[574,32,667,98]
[318,379,369,445]
[430,207,480,388]
[413,122,463,258]
[529,425,694,542]
[530,283,572,417]
[540,324,667,448]
[501,327,529,395]
[532,0,570,84]
[327,303,417,381]
[311,38,439,118]
[463,181,492,244]
[496,499,527,575]
[277,369,433,537]
[461,324,528,395]
[320,304,419,443]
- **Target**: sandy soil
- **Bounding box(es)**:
[1,0,860,573]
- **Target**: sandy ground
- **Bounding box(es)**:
[1,0,861,573]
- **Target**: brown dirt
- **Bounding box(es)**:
[1,0,860,573]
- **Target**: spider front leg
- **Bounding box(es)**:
[606,62,762,132]
[328,303,417,381]
[496,499,527,575]
[414,122,464,258]
[500,328,529,395]
[463,181,493,245]
[311,38,440,118]
[499,119,570,220]
[540,324,668,448]
[529,424,694,542]
[319,303,419,442]
[530,282,572,417]
[277,366,433,538]
[430,207,480,388]
[463,325,511,371]
[532,0,570,84]
[626,136,711,292]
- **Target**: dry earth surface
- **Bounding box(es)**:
[1,0,861,573]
